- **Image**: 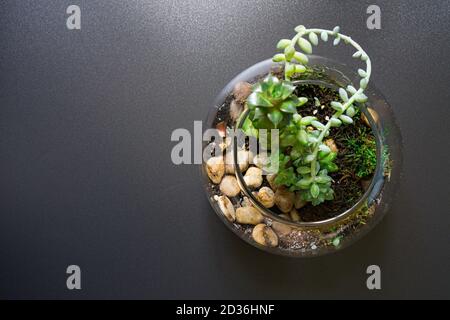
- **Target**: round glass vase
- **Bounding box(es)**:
[202,56,402,257]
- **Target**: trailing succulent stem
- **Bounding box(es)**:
[245,25,372,206]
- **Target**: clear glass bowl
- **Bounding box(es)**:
[202,56,402,257]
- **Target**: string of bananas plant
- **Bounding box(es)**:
[244,25,372,206]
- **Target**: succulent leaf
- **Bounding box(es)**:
[339,88,349,102]
[308,32,319,46]
[298,37,312,54]
[268,110,283,126]
[276,39,291,49]
[279,98,298,113]
[247,92,273,108]
[294,51,309,64]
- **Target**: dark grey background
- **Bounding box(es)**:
[0,0,449,299]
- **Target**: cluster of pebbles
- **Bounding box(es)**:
[207,151,309,248]
[205,81,316,248]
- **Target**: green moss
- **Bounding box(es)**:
[344,125,377,178]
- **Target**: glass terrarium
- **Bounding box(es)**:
[201,32,401,257]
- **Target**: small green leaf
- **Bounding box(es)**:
[307,136,318,144]
[330,118,342,127]
[360,78,368,89]
[361,53,368,61]
[260,81,271,92]
[247,92,273,107]
[324,190,334,200]
[320,31,328,42]
[339,114,353,124]
[285,63,295,77]
[311,130,320,137]
[300,116,316,125]
[346,85,357,95]
[293,51,309,64]
[346,106,356,117]
[339,88,348,102]
[251,82,263,92]
[298,37,312,54]
[242,117,258,137]
[280,134,296,147]
[253,107,265,120]
[308,32,319,46]
[315,176,332,183]
[311,120,325,130]
[290,149,301,159]
[324,162,339,173]
[297,166,311,174]
[355,93,368,103]
[267,110,283,126]
[280,83,296,99]
[263,74,280,86]
[318,150,328,159]
[352,51,362,58]
[279,99,298,113]
[271,83,284,98]
[297,129,308,145]
[294,64,306,73]
[358,69,367,78]
[332,236,341,247]
[272,53,285,62]
[297,178,312,189]
[276,39,291,50]
[333,36,341,46]
[311,183,320,198]
[333,26,340,34]
[297,97,308,107]
[294,25,306,33]
[284,46,295,60]
[305,154,316,163]
[320,152,337,164]
[314,97,320,107]
[315,162,322,175]
[252,116,274,130]
[319,144,331,153]
[331,101,344,112]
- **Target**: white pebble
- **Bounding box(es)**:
[236,206,264,225]
[219,175,240,197]
[274,187,295,213]
[243,167,263,189]
[256,186,275,208]
[252,224,278,247]
[206,156,225,184]
[214,195,235,222]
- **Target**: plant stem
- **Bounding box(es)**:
[284,33,301,81]
[283,27,372,180]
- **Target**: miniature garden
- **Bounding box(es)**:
[203,25,394,256]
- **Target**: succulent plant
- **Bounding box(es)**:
[246,75,308,129]
[274,113,338,205]
[244,25,372,206]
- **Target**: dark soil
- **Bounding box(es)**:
[211,74,376,222]
[291,83,373,221]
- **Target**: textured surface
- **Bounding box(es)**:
[0,0,449,299]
